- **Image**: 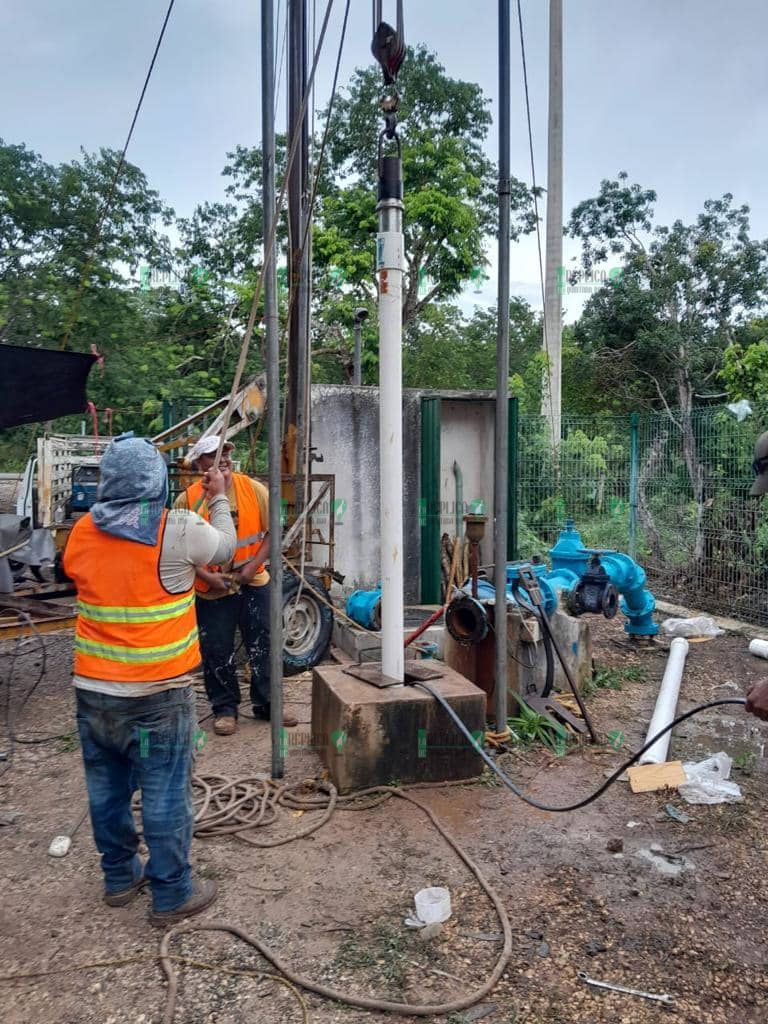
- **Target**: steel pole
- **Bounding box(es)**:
[352,321,362,386]
[377,158,405,684]
[543,0,563,444]
[494,0,511,732]
[262,0,284,778]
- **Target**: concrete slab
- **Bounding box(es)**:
[311,661,485,793]
[334,616,446,660]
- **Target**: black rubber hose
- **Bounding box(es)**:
[414,681,747,814]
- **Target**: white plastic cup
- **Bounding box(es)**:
[414,886,452,924]
[748,638,768,660]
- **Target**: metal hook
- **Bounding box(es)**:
[371,0,405,85]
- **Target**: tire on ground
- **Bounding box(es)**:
[281,570,333,676]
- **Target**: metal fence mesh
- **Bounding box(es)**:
[517,407,768,627]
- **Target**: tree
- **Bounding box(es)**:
[568,173,768,561]
[316,46,534,327]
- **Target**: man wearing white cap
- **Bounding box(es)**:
[175,436,297,735]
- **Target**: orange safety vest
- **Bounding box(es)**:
[63,510,201,682]
[185,473,266,594]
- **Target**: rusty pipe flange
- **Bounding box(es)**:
[445,593,489,646]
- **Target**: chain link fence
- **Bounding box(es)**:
[517,407,768,627]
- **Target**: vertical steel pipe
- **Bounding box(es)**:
[262,0,284,778]
[494,0,511,731]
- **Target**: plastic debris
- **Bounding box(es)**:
[678,752,743,805]
[661,616,724,638]
[726,399,752,421]
[664,803,691,824]
[405,886,452,928]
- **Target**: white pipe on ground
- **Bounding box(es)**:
[638,637,689,765]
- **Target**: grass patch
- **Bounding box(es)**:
[335,924,409,993]
[56,731,80,753]
[507,699,569,756]
[583,662,648,698]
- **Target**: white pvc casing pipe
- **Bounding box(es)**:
[638,636,689,765]
[748,638,768,660]
[377,203,405,684]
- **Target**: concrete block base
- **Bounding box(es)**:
[311,661,485,793]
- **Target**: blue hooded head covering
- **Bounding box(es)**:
[90,433,168,545]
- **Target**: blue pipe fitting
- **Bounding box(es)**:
[346,587,382,630]
[548,519,658,636]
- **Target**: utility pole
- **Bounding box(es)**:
[543,0,563,445]
[261,0,284,778]
[494,0,511,733]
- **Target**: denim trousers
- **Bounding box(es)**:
[195,583,271,717]
[75,686,196,912]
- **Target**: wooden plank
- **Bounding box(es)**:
[0,615,75,640]
[0,595,75,619]
[627,761,686,794]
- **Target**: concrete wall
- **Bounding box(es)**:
[309,386,500,603]
[440,399,495,565]
[310,385,422,601]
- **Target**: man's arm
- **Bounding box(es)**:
[160,470,236,593]
[745,682,768,721]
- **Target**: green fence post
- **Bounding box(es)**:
[507,396,518,560]
[162,399,172,433]
[420,397,442,604]
[628,411,639,559]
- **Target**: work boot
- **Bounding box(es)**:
[103,874,147,907]
[213,716,237,736]
[253,704,298,728]
[148,878,218,928]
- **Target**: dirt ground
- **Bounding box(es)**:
[1,616,767,1024]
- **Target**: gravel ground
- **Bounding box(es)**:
[0,618,767,1024]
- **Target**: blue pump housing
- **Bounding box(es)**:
[346,587,382,630]
[448,519,657,640]
[547,519,658,636]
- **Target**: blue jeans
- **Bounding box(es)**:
[75,686,196,912]
[196,584,271,717]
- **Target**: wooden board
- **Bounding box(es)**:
[627,760,686,794]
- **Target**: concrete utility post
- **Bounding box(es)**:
[543,0,563,445]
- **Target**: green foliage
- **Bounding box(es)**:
[720,320,768,402]
[319,46,533,326]
[507,700,569,755]
[568,174,768,414]
[583,663,648,699]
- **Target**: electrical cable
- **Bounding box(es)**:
[60,0,177,351]
[415,681,747,814]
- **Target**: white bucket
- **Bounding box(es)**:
[414,886,452,925]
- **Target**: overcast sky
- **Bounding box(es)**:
[2,0,767,322]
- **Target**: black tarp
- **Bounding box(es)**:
[0,345,97,428]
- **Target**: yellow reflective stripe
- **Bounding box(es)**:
[75,627,199,664]
[236,532,264,548]
[77,593,195,625]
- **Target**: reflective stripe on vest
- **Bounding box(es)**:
[77,592,195,624]
[74,626,199,665]
[62,510,201,683]
[185,474,265,591]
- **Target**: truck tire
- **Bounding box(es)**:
[281,571,333,676]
